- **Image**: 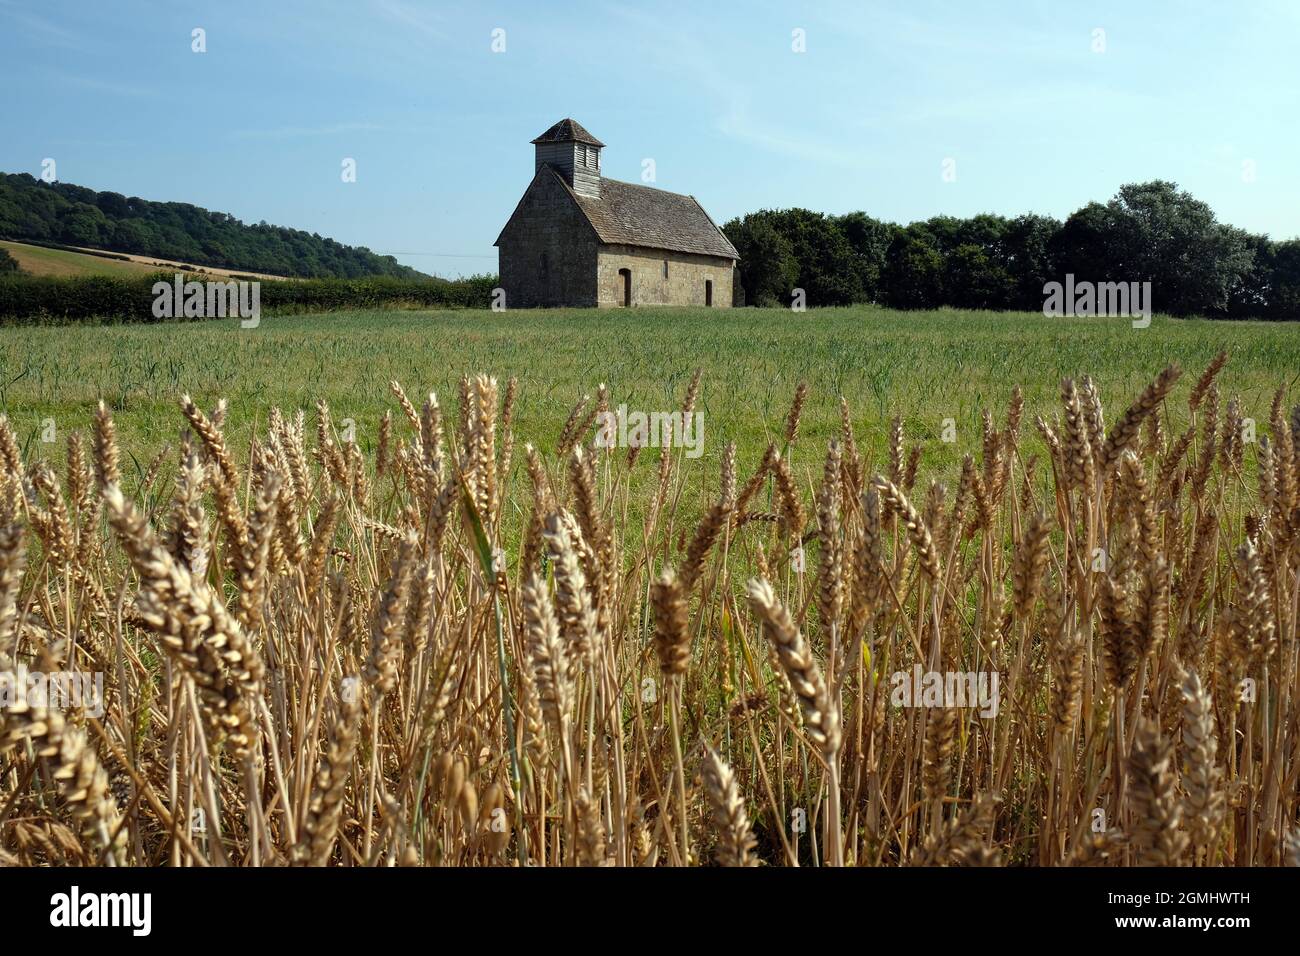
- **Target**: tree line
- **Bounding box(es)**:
[0,172,426,280]
[722,181,1300,319]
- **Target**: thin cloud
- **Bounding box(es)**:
[0,1,88,50]
[808,1,1072,61]
[850,83,1160,130]
[370,0,446,40]
[44,69,157,98]
[230,122,387,141]
[604,2,859,168]
[716,102,862,168]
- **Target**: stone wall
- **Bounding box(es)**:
[596,245,735,308]
[496,170,598,308]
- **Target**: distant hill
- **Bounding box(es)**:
[0,172,427,280]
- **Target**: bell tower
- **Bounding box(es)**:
[532,118,604,198]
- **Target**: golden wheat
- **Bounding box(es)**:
[0,354,1296,868]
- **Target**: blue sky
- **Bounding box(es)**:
[2,0,1296,277]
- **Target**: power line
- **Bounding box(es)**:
[376,251,497,259]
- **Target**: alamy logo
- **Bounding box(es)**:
[1042,274,1151,328]
[594,406,703,459]
[890,665,1000,717]
[49,886,151,936]
[0,667,104,718]
[152,273,261,328]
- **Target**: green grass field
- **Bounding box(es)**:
[0,239,294,281]
[0,239,162,278]
[2,306,1297,487]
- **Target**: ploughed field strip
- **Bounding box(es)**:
[1,353,1298,866]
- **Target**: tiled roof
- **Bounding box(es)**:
[531,118,605,147]
[557,172,738,260]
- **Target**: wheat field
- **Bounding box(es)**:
[0,327,1298,866]
[6,307,1298,464]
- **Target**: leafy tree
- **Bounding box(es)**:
[1226,232,1274,319]
[947,243,1014,309]
[724,214,798,305]
[1268,239,1300,319]
[94,191,130,218]
[917,215,965,255]
[1102,181,1254,316]
[775,209,863,306]
[59,204,109,246]
[954,213,1011,254]
[835,212,892,300]
[1002,214,1061,310]
[1051,201,1116,285]
[111,219,151,252]
[881,227,944,309]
